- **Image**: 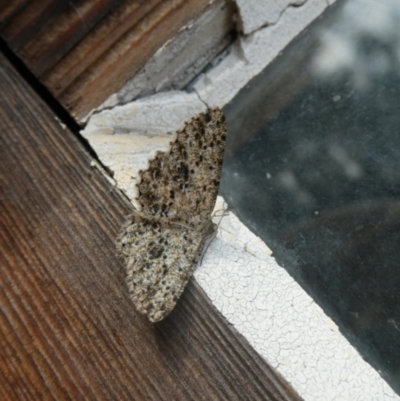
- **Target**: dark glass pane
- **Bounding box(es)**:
[221,0,400,393]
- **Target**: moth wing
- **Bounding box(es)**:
[137,108,226,220]
[116,213,204,322]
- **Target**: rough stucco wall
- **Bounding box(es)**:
[81,0,399,399]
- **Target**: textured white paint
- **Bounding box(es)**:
[82,0,400,399]
[87,0,328,121]
[83,0,331,171]
[82,91,205,203]
[94,0,234,116]
[193,0,328,108]
[235,0,308,34]
[199,198,399,401]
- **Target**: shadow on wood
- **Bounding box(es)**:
[0,53,301,401]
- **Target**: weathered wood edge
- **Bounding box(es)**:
[0,52,303,401]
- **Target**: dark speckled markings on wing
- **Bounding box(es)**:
[116,108,227,322]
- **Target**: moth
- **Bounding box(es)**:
[116,107,226,322]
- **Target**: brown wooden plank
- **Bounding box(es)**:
[0,0,217,121]
[0,53,302,400]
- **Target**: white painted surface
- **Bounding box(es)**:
[197,198,399,401]
[235,0,308,34]
[83,0,331,187]
[95,0,235,115]
[82,0,400,399]
[193,0,327,109]
[89,0,327,120]
[83,91,205,204]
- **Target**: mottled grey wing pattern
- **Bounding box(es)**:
[137,107,226,223]
[116,108,226,322]
[117,213,215,322]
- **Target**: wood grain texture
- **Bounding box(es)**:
[0,0,214,121]
[0,53,302,401]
